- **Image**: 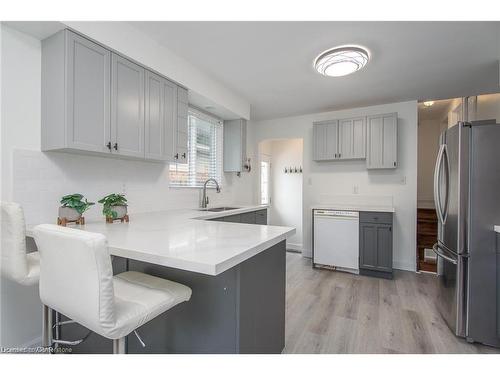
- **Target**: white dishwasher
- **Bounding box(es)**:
[313,210,359,273]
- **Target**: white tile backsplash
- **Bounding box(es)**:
[13,149,253,225]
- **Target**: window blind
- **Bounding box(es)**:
[169,108,223,188]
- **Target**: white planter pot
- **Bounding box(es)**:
[108,205,127,219]
[58,206,81,221]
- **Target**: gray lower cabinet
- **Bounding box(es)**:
[359,211,393,279]
[210,209,267,225]
[366,113,398,169]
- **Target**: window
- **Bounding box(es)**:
[169,108,223,188]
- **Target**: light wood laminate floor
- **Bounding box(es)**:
[284,253,500,354]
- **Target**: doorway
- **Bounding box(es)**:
[259,139,303,253]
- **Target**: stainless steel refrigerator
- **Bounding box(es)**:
[433,110,500,347]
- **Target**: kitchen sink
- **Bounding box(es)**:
[200,206,240,212]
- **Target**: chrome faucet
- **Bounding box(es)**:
[201,178,221,208]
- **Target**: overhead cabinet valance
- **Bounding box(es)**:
[41,29,188,163]
[313,112,398,169]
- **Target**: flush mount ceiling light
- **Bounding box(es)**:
[423,101,435,107]
[314,45,370,77]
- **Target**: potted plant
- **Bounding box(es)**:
[99,193,129,222]
[58,193,94,225]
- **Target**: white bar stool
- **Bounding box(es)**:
[33,224,192,354]
[0,201,52,347]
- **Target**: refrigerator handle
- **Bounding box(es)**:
[432,243,457,265]
[434,144,446,224]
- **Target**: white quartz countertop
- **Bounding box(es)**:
[26,205,295,276]
[494,225,500,233]
[310,204,395,213]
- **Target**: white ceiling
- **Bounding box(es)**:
[130,21,500,120]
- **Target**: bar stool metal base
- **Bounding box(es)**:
[42,305,52,348]
[112,337,126,354]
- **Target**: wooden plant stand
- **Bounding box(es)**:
[57,216,85,227]
[106,214,130,224]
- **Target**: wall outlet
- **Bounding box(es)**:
[400,176,407,185]
[353,185,359,194]
[308,177,313,186]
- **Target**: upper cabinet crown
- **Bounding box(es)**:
[312,113,397,169]
[41,29,188,162]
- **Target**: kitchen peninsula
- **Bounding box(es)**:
[26,206,295,354]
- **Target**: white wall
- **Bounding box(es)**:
[249,100,418,271]
[476,93,500,121]
[417,119,442,209]
[63,22,250,120]
[0,25,254,347]
[1,25,43,348]
[259,139,303,250]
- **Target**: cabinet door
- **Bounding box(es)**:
[366,113,397,169]
[312,123,328,161]
[255,209,268,225]
[240,212,256,224]
[223,214,241,223]
[313,121,338,160]
[376,225,393,272]
[359,223,378,270]
[338,117,366,159]
[66,32,111,153]
[223,119,245,172]
[326,121,339,159]
[111,53,145,158]
[144,71,164,160]
[163,80,177,162]
[144,71,177,161]
[175,87,189,163]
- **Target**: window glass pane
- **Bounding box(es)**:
[169,109,222,188]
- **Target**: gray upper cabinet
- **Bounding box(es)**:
[224,119,247,172]
[111,53,145,158]
[42,30,111,153]
[144,71,177,161]
[312,121,338,161]
[42,29,186,163]
[338,117,366,160]
[174,87,189,163]
[366,113,398,169]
